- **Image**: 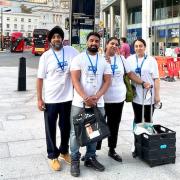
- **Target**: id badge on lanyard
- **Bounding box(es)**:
[135,55,147,78]
[87,74,97,88]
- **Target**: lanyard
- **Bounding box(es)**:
[111,55,117,76]
[86,50,98,75]
[135,54,147,76]
[52,48,65,71]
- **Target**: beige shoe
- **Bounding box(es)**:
[59,153,71,164]
[50,158,61,171]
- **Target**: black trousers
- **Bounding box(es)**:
[44,101,72,159]
[97,102,124,150]
[132,102,154,124]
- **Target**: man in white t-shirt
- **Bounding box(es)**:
[70,32,111,177]
[37,26,79,171]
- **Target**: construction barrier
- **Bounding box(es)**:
[155,56,168,78]
[155,56,180,79]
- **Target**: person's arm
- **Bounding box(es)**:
[154,78,160,103]
[70,70,96,107]
[127,71,150,89]
[70,70,86,99]
[95,74,111,100]
[37,78,45,111]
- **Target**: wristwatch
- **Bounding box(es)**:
[141,81,145,88]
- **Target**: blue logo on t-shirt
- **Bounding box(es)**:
[57,61,68,68]
[88,65,96,72]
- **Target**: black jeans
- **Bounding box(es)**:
[44,101,72,159]
[97,102,124,150]
[132,102,154,124]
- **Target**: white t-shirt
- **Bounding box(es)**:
[126,54,159,105]
[70,51,112,107]
[37,46,79,103]
[104,55,131,103]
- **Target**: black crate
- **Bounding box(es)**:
[134,124,176,167]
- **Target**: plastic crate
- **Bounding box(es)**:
[134,125,176,167]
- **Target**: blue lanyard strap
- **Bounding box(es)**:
[86,50,98,75]
[135,55,147,76]
[111,55,116,76]
[52,48,65,71]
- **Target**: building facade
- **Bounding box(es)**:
[0,0,70,39]
[101,0,180,56]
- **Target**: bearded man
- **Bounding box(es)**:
[69,32,111,177]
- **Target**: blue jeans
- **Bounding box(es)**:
[70,105,105,161]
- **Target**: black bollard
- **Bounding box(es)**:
[18,57,26,91]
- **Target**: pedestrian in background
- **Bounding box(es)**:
[119,37,131,58]
[126,38,160,156]
[70,32,111,177]
[97,37,150,162]
[37,26,79,171]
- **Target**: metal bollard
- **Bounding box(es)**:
[18,57,26,91]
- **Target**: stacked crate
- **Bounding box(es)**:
[135,125,176,167]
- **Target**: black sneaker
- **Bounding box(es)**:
[81,154,98,161]
[84,157,105,172]
[108,150,122,162]
[71,160,80,177]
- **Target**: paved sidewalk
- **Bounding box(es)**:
[0,66,180,180]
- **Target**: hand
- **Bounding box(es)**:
[143,82,151,89]
[84,96,97,107]
[38,99,45,111]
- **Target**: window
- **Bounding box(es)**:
[6,24,10,28]
[14,24,17,29]
[21,18,24,22]
[153,0,180,20]
[28,19,31,22]
[14,17,17,21]
[128,6,142,24]
[21,25,24,30]
[6,17,10,21]
[28,25,31,30]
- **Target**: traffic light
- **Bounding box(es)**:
[65,17,69,30]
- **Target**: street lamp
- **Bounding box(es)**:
[1,7,11,51]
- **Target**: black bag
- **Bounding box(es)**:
[73,106,110,147]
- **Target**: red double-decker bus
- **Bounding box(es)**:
[32,29,49,56]
[10,32,24,52]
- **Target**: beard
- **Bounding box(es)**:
[87,46,98,53]
[51,42,63,50]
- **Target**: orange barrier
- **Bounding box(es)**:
[155,56,180,78]
[155,56,168,78]
[166,57,180,77]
